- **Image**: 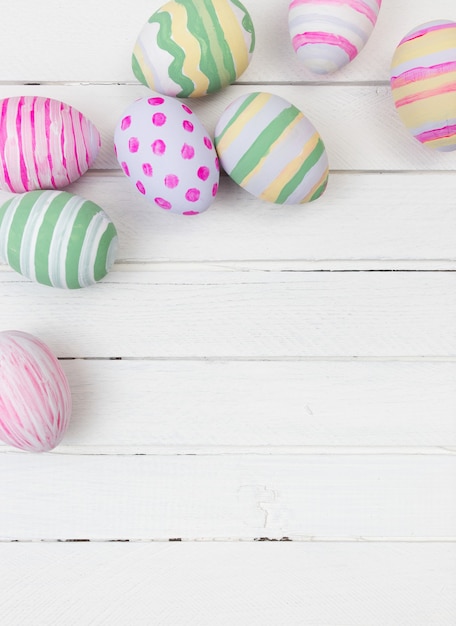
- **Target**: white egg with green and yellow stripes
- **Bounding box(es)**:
[0,190,118,289]
[214,92,329,204]
[132,0,255,98]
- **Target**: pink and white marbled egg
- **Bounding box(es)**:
[114,95,219,215]
[0,330,71,452]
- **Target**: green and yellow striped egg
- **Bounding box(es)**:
[132,0,255,98]
[0,190,118,289]
[215,92,329,204]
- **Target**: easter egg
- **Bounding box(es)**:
[0,190,118,288]
[390,20,456,151]
[0,96,101,193]
[114,95,219,215]
[288,0,382,74]
[132,0,255,97]
[0,330,71,452]
[214,92,329,204]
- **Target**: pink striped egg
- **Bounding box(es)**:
[0,96,101,193]
[391,20,456,151]
[288,0,382,74]
[0,330,71,452]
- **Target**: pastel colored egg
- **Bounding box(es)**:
[288,0,382,75]
[0,330,71,452]
[390,20,456,152]
[0,96,101,193]
[0,190,118,289]
[114,95,220,215]
[214,92,329,204]
[132,0,255,97]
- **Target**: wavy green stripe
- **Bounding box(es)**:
[151,10,195,97]
[276,139,326,204]
[202,0,236,85]
[180,0,222,94]
[215,92,260,145]
[230,105,302,183]
[230,0,255,52]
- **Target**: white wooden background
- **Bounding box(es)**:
[1,1,456,624]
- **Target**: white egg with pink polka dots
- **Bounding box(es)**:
[114,94,220,215]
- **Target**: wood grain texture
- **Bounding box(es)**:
[1,84,456,172]
[59,172,456,265]
[0,453,455,540]
[1,543,455,626]
[0,271,454,358]
[2,359,455,451]
[1,0,455,84]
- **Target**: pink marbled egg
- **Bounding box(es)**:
[114,95,219,215]
[0,330,71,452]
[0,96,101,193]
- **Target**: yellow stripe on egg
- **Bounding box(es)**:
[213,0,249,74]
[391,29,456,68]
[215,92,273,154]
[165,2,210,96]
[256,126,319,201]
[397,91,456,128]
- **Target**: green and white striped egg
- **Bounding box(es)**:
[132,0,255,98]
[214,92,329,204]
[0,190,118,289]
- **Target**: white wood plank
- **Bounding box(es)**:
[0,454,454,540]
[0,271,454,358]
[2,360,455,451]
[0,84,455,171]
[1,0,455,84]
[0,543,455,626]
[51,172,456,264]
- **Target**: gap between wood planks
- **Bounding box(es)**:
[0,537,455,543]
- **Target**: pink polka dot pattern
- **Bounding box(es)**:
[115,95,219,215]
[185,188,200,202]
[165,174,179,188]
[129,137,139,153]
[142,163,153,176]
[152,112,167,126]
[121,116,132,131]
[152,139,166,155]
[181,144,195,159]
[198,166,210,181]
[155,197,172,210]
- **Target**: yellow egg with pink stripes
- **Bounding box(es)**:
[214,92,329,205]
[391,20,456,151]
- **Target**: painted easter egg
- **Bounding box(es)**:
[288,0,382,75]
[0,96,101,193]
[214,92,329,204]
[0,330,71,452]
[132,0,255,97]
[391,20,456,151]
[0,190,118,288]
[114,95,219,215]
